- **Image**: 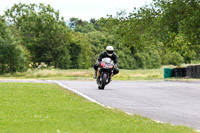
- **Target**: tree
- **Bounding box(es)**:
[96,6,162,69]
[68,17,95,33]
[5,3,71,68]
[69,32,93,69]
[0,16,29,74]
[154,0,200,61]
[86,31,116,64]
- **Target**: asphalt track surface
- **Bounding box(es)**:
[57,80,200,130]
[1,79,200,130]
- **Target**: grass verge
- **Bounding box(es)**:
[0,83,197,133]
[0,68,164,81]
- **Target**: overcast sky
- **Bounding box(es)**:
[0,0,153,21]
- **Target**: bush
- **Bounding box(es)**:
[0,17,29,74]
[162,51,184,66]
[69,32,94,69]
[116,47,161,69]
[134,50,161,69]
[117,48,137,69]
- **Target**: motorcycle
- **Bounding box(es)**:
[96,58,114,90]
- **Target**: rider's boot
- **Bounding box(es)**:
[93,70,97,79]
[109,73,113,82]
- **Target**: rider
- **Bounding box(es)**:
[93,46,119,79]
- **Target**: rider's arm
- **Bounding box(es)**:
[113,53,118,66]
[97,52,105,62]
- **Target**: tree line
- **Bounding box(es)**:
[0,0,199,74]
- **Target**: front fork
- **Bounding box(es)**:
[97,68,113,82]
[110,70,114,79]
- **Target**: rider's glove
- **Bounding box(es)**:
[114,64,118,69]
[96,61,100,66]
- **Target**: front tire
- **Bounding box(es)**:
[99,73,107,90]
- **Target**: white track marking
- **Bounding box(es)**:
[53,81,114,109]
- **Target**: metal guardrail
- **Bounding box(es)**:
[186,65,200,78]
[164,65,200,78]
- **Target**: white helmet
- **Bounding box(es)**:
[106,46,114,56]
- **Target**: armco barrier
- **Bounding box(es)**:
[165,65,200,79]
[186,66,193,78]
[174,68,186,78]
[194,65,200,78]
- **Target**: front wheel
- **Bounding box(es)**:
[99,73,107,90]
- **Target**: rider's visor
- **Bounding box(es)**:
[106,50,113,54]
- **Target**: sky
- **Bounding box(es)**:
[0,0,153,21]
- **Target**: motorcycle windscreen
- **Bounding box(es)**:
[101,57,114,64]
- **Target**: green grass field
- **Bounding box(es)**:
[0,83,198,133]
[0,68,164,81]
[1,66,199,81]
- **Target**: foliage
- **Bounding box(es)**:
[87,31,116,64]
[97,0,200,67]
[161,51,184,66]
[154,0,200,61]
[96,6,162,69]
[116,47,137,69]
[0,16,29,74]
[1,1,200,73]
[68,17,96,33]
[5,3,71,69]
[134,50,161,69]
[69,32,93,69]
